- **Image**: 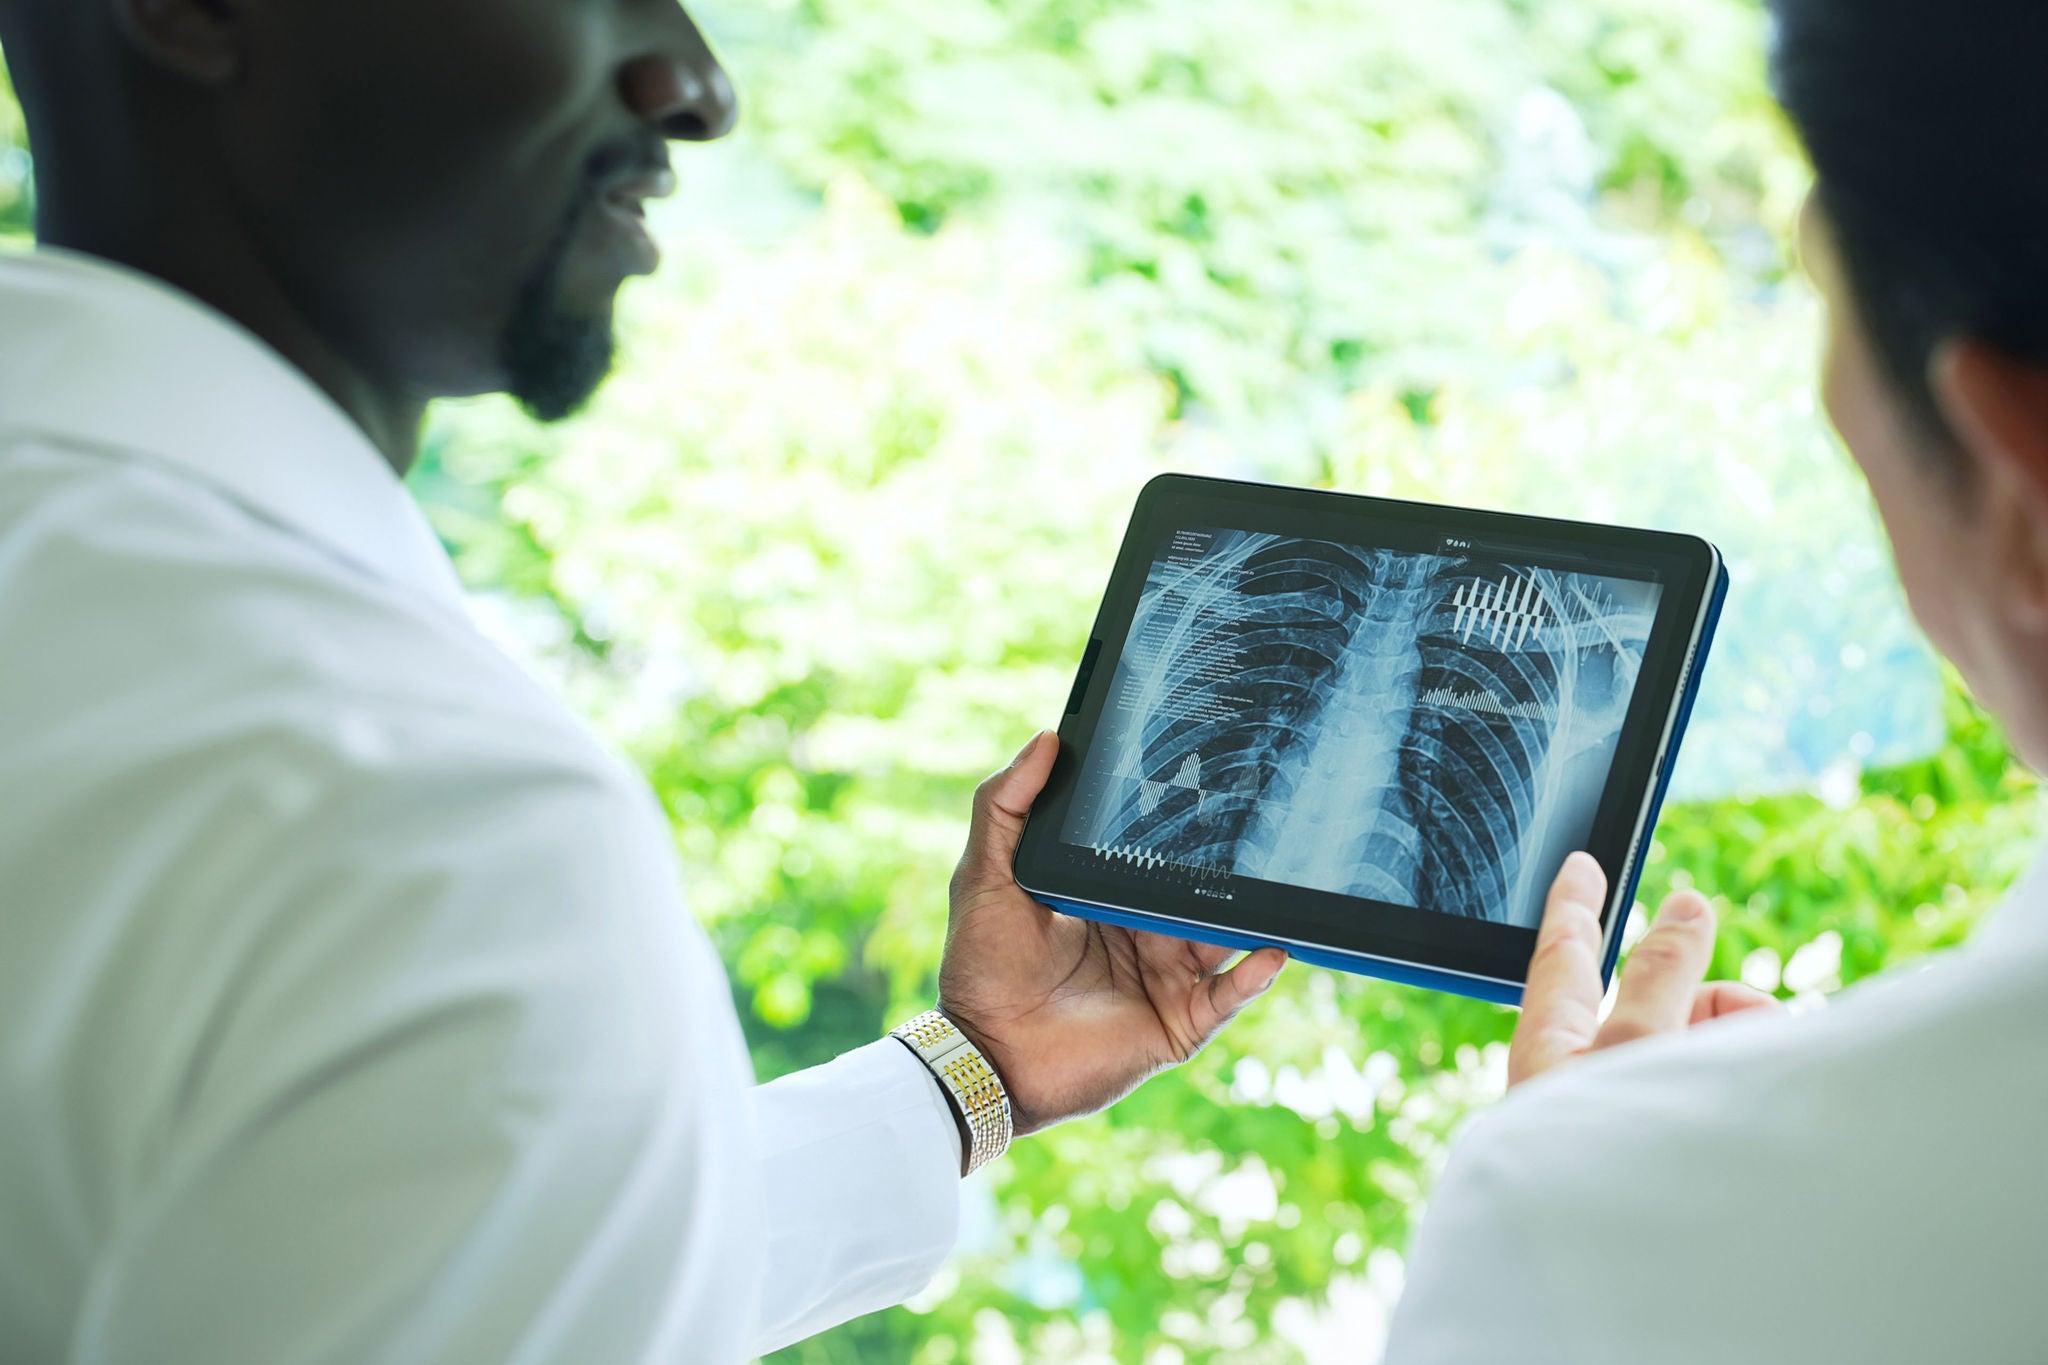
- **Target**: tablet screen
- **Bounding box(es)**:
[1057,527,1664,930]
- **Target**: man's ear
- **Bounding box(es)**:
[109,0,240,86]
[1930,338,2048,635]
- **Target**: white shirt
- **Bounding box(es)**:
[0,248,962,1364]
[1386,850,2048,1363]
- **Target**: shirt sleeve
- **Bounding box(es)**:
[1376,953,2048,1365]
[63,709,959,1365]
[1378,1107,1575,1364]
[750,1040,963,1356]
[1379,1021,1798,1365]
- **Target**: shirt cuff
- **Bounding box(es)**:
[749,1039,963,1355]
[880,1033,968,1172]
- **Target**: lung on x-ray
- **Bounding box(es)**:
[1061,528,1663,929]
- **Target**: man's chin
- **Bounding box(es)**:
[500,307,618,423]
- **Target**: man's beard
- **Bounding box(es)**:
[498,200,616,424]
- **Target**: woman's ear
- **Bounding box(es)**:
[108,0,240,86]
[1931,338,2048,634]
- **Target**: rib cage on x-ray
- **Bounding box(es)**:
[1065,530,1661,928]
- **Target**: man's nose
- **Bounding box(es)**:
[619,50,739,142]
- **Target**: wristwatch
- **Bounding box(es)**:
[889,1009,1013,1175]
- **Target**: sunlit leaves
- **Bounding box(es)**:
[0,59,29,238]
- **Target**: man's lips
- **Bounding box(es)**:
[585,167,677,277]
[599,168,679,219]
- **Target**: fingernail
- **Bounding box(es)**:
[1014,730,1048,762]
[1667,894,1709,922]
[1558,852,1603,907]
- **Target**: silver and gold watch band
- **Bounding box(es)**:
[889,1009,1013,1175]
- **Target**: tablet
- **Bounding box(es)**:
[1013,474,1728,1005]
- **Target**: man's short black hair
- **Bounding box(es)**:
[1772,0,2048,467]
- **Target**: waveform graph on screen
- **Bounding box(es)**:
[1452,572,1551,649]
[1081,836,1238,889]
[1116,747,1215,817]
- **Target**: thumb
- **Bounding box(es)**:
[1194,947,1288,1039]
[964,730,1057,878]
[1508,852,1608,1087]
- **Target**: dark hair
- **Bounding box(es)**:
[1771,0,2048,466]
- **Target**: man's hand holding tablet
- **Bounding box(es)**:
[940,729,1289,1139]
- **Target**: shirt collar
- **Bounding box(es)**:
[0,245,467,610]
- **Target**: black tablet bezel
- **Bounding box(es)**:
[1013,474,1722,988]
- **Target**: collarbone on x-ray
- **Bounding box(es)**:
[1066,529,1661,928]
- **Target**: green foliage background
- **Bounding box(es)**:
[0,62,25,239]
[2,3,2037,1361]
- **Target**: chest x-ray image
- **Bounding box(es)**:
[1062,528,1663,928]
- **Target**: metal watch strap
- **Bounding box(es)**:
[889,1009,1013,1175]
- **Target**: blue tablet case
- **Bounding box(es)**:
[1029,561,1729,1008]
